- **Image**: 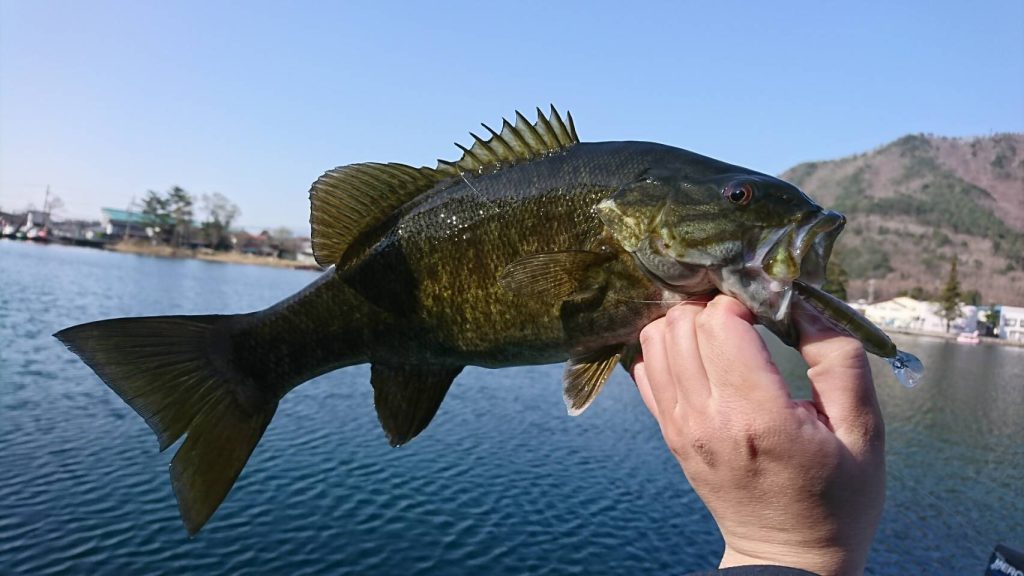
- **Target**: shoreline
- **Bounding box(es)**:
[886,326,1024,348]
[107,240,322,271]
[7,238,1022,348]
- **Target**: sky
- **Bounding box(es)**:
[1,1,1022,233]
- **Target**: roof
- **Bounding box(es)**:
[866,297,921,313]
[101,208,170,225]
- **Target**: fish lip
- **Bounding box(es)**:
[739,209,845,323]
[793,209,844,287]
[759,210,844,282]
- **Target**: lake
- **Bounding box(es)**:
[1,240,1021,574]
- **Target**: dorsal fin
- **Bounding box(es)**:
[308,106,579,268]
[308,163,442,268]
[435,105,579,177]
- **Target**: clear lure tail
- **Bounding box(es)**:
[888,350,925,389]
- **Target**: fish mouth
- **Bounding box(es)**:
[760,209,844,317]
[715,209,845,344]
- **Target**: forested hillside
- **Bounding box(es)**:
[782,133,1024,305]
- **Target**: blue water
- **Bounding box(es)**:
[1,240,1021,574]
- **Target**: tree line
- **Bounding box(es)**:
[142,187,240,250]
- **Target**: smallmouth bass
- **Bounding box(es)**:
[55,106,919,534]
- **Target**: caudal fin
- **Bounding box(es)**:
[54,315,277,535]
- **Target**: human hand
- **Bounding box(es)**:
[632,295,885,576]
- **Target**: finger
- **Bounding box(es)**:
[637,317,679,423]
[695,294,790,408]
[630,358,660,418]
[793,298,881,438]
[662,301,711,407]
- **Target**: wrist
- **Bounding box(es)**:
[720,540,867,576]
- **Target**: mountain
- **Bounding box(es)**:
[781,133,1024,306]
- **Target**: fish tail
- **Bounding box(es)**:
[54,313,276,535]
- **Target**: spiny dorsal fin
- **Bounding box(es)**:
[308,106,578,268]
[371,363,464,447]
[309,163,442,268]
[564,347,622,416]
[436,105,579,177]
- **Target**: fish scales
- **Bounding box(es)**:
[371,142,673,363]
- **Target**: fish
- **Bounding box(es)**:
[55,106,889,534]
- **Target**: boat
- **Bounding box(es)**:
[956,330,981,345]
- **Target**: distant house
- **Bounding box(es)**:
[0,211,24,236]
[24,210,49,231]
[0,210,49,239]
[295,238,316,266]
[997,306,1024,342]
[861,297,977,334]
[232,230,279,256]
[100,208,162,240]
[51,219,104,242]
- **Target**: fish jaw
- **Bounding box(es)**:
[714,209,845,345]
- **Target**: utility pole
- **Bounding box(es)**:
[868,278,876,303]
[42,185,51,228]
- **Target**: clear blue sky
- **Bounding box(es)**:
[2,1,1022,232]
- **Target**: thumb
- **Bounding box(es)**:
[793,298,882,443]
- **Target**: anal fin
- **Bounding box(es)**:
[563,347,622,416]
[371,363,463,446]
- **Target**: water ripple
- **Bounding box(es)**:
[1,241,1021,575]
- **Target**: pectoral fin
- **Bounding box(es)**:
[563,347,622,416]
[498,250,612,301]
[370,363,463,447]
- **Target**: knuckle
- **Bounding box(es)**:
[689,435,716,468]
[833,338,869,363]
[638,322,661,348]
[679,419,717,468]
[730,416,786,462]
[815,338,869,370]
[661,427,688,455]
[707,294,733,314]
[694,306,716,332]
[736,419,773,460]
[664,304,689,326]
[707,294,753,323]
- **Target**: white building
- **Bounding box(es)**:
[997,306,1024,342]
[862,297,977,334]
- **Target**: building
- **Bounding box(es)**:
[862,297,977,334]
[0,210,50,239]
[100,208,164,240]
[997,306,1024,343]
[295,238,316,266]
[0,211,24,236]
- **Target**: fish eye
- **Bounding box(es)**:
[724,182,755,206]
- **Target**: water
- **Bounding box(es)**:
[1,240,1021,574]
